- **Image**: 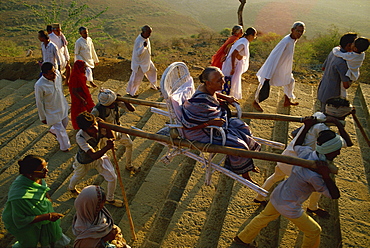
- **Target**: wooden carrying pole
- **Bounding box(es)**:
[352,113,370,147]
[232,111,303,122]
[117,96,303,122]
[117,97,167,109]
[99,122,316,169]
[111,147,137,241]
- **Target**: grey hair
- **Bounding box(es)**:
[231,25,243,35]
[199,66,222,83]
[292,21,305,30]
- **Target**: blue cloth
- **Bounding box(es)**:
[181,90,261,174]
[221,76,232,95]
[317,49,350,105]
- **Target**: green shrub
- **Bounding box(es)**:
[294,37,317,72]
[310,26,341,63]
[219,28,231,37]
[0,39,24,57]
[250,32,282,60]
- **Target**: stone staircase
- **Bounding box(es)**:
[0,73,369,247]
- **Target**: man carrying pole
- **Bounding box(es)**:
[234,117,342,247]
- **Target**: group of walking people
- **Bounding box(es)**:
[185,21,368,247]
[2,18,369,248]
[2,23,141,248]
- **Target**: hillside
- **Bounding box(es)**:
[2,0,370,55]
[162,0,370,38]
[0,0,210,51]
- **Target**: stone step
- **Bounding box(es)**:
[0,74,369,248]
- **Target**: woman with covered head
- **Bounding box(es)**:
[69,60,95,130]
[2,155,70,247]
[72,185,129,248]
[181,66,261,183]
[222,27,257,99]
[211,25,243,69]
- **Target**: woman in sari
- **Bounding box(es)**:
[69,60,95,130]
[181,67,261,183]
[72,185,129,248]
[222,27,257,99]
[2,155,69,248]
[211,25,243,69]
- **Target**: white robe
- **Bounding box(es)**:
[255,35,296,100]
[34,71,69,125]
[222,38,250,99]
[131,34,152,73]
[332,46,365,81]
[74,37,99,68]
[49,32,70,70]
[40,41,60,67]
[34,71,70,151]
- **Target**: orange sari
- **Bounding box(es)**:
[211,35,239,69]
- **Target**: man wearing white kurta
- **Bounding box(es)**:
[222,27,257,99]
[35,62,71,152]
[126,25,158,97]
[49,23,70,82]
[38,30,60,69]
[75,26,99,87]
[253,21,305,112]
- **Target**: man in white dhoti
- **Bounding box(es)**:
[49,23,71,84]
[222,27,257,100]
[35,62,71,152]
[252,21,305,112]
[75,26,99,88]
[126,25,158,97]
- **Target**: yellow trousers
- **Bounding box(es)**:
[237,202,321,248]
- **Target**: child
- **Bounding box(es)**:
[91,89,138,172]
[67,111,123,207]
[333,37,369,97]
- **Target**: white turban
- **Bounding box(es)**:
[98,89,117,106]
[316,134,344,155]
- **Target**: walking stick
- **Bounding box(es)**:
[352,113,370,147]
[111,147,137,241]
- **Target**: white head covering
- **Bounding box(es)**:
[98,89,117,106]
[72,185,113,247]
[316,134,344,155]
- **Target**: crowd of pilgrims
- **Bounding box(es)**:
[2,20,369,247]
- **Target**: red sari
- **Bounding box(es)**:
[211,35,239,69]
[69,60,95,130]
